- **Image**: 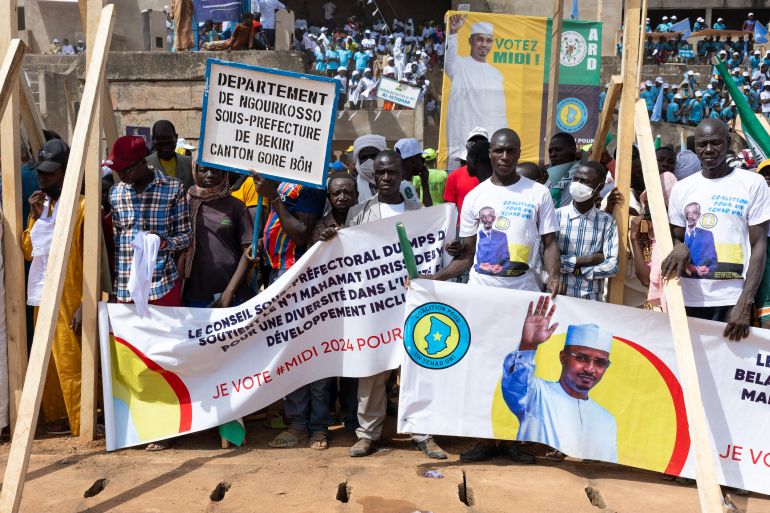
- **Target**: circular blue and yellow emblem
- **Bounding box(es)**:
[404,302,471,369]
[556,98,588,133]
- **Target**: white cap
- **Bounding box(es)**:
[695,90,703,97]
[756,50,761,55]
[662,16,668,21]
[320,27,327,32]
[564,324,613,354]
[733,51,740,55]
[176,138,195,150]
[708,84,714,89]
[749,12,754,16]
[688,70,695,75]
[605,83,610,88]
[730,101,736,106]
[364,67,372,73]
[743,84,750,89]
[719,50,727,55]
[364,29,371,33]
[697,17,704,22]
[646,18,650,22]
[718,17,724,22]
[466,126,489,142]
[744,71,750,76]
[671,15,677,20]
[394,138,423,159]
[663,83,670,88]
[764,81,770,86]
[52,37,60,43]
[470,22,493,36]
[655,76,663,83]
[645,80,653,86]
[674,93,682,99]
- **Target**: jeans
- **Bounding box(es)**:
[283,378,334,434]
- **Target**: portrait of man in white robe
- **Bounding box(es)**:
[500,296,618,463]
[445,14,508,166]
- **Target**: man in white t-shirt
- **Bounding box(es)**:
[663,119,770,340]
[429,128,563,463]
[322,150,446,460]
[761,81,770,118]
[432,128,562,294]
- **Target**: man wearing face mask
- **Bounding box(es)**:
[556,162,619,300]
[22,139,85,436]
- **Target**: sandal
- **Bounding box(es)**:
[263,415,288,430]
[309,432,329,451]
[267,430,307,448]
[146,440,173,451]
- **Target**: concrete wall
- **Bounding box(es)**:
[451,0,621,57]
[23,50,424,149]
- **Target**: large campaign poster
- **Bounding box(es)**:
[438,12,602,166]
[99,206,456,451]
[399,280,770,496]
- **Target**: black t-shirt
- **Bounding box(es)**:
[184,196,254,302]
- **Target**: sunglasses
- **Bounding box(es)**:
[566,351,611,369]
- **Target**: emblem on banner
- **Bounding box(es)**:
[556,98,588,133]
[404,302,471,369]
[560,31,587,67]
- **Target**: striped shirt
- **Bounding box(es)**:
[110,169,192,302]
[556,203,619,301]
[263,182,326,270]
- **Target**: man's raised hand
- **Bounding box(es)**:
[519,296,558,351]
[448,14,467,35]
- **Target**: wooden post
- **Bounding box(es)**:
[544,0,563,146]
[607,0,642,305]
[0,3,28,433]
[636,0,648,96]
[633,99,726,513]
[79,0,105,442]
[0,6,115,511]
[589,74,622,161]
[19,73,46,157]
[102,86,118,151]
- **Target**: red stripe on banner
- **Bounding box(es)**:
[113,335,193,433]
[615,337,691,475]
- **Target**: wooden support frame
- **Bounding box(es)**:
[633,99,726,513]
[544,0,563,146]
[19,72,46,157]
[636,0,648,96]
[0,4,28,433]
[590,74,622,162]
[80,0,105,442]
[607,0,642,305]
[0,5,116,511]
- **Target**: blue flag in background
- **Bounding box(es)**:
[570,0,579,20]
[670,18,692,39]
[755,21,769,44]
[650,85,665,122]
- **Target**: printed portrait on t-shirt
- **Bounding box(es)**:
[680,199,743,280]
[475,206,510,275]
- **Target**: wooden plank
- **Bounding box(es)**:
[607,0,642,305]
[80,0,104,442]
[590,75,622,161]
[0,5,27,433]
[0,40,25,114]
[102,83,118,151]
[544,0,564,145]
[62,79,76,140]
[18,73,45,157]
[636,0,648,96]
[633,99,725,513]
[0,5,115,511]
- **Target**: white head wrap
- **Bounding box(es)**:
[564,324,613,354]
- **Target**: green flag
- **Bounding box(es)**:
[714,57,770,161]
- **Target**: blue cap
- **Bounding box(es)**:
[328,161,347,171]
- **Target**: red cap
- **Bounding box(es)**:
[108,136,148,172]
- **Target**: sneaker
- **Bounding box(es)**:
[544,449,566,462]
[459,442,498,462]
[414,438,447,459]
[349,438,375,457]
[499,442,536,464]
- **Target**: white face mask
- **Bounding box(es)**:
[569,181,596,203]
[356,159,375,184]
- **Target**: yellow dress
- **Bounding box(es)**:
[22,197,85,435]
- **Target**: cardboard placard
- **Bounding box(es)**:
[198,59,339,189]
[376,76,421,109]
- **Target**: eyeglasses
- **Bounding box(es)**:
[566,351,611,369]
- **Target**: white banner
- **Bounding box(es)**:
[376,77,421,109]
[198,58,339,188]
[399,280,770,495]
[100,205,456,450]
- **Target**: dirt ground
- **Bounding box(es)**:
[2,415,769,513]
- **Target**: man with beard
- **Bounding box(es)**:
[501,296,618,463]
